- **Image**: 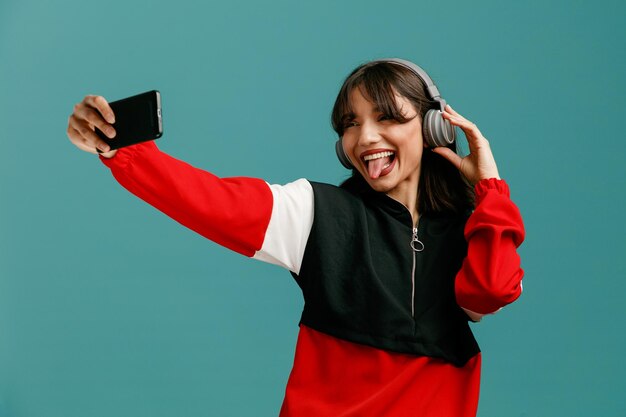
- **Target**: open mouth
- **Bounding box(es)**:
[362,151,396,179]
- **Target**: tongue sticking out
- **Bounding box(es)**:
[367,156,391,179]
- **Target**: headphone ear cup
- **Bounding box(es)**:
[335,137,353,169]
[423,109,456,148]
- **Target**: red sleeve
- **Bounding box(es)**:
[99,141,273,257]
[454,178,526,314]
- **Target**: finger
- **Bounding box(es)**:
[85,95,115,124]
[67,119,83,143]
[430,146,462,170]
[445,104,464,119]
[445,104,471,123]
[94,142,111,153]
[441,112,484,141]
[444,105,477,128]
[78,106,116,139]
[69,127,99,154]
[75,121,111,152]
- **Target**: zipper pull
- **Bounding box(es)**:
[410,227,424,252]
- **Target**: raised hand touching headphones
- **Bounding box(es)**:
[432,105,501,185]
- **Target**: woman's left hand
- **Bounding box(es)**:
[431,104,501,185]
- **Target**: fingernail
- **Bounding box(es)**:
[101,145,110,152]
[107,128,116,138]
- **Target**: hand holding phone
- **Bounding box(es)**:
[67,90,163,157]
[95,90,163,151]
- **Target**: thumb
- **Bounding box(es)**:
[430,147,462,170]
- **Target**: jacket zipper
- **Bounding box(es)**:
[410,221,424,317]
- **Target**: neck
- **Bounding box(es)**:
[385,172,421,227]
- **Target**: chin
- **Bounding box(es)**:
[362,175,397,193]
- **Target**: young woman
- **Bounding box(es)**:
[67,58,525,417]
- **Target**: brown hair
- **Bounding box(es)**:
[331,61,475,215]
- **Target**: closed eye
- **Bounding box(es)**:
[343,114,398,130]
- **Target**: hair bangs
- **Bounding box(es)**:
[331,63,424,137]
[360,65,414,124]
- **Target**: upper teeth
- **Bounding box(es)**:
[363,151,394,161]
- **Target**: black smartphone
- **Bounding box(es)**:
[96,90,163,150]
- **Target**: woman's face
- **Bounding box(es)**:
[341,86,425,198]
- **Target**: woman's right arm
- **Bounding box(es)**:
[67,95,313,272]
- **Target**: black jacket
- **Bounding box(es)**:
[292,177,480,367]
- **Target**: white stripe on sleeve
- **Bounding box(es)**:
[252,178,314,274]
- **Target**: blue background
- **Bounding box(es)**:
[1,0,625,416]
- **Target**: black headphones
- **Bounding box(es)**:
[335,58,456,169]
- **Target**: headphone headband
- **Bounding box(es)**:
[369,58,447,112]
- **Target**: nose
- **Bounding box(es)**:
[357,120,382,147]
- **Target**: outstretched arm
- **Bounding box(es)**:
[99,141,314,272]
[68,94,313,272]
[99,140,273,256]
